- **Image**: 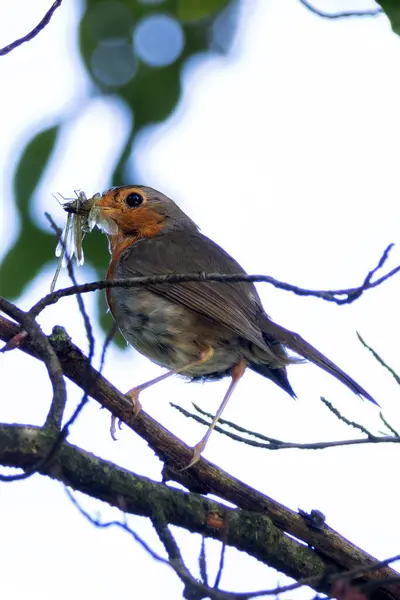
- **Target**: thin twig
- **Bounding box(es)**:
[28,243,399,316]
[320,398,377,439]
[241,556,400,600]
[199,537,209,586]
[151,510,183,563]
[298,0,383,20]
[363,244,394,284]
[379,412,400,438]
[0,0,63,56]
[45,213,95,429]
[191,403,283,444]
[45,214,95,354]
[67,487,228,600]
[99,322,117,372]
[151,509,201,600]
[214,529,228,590]
[171,403,399,451]
[98,323,119,439]
[65,487,170,563]
[357,333,400,386]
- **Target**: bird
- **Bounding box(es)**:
[95,185,377,468]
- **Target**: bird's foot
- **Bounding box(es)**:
[109,388,142,441]
[1,330,28,352]
[125,387,143,417]
[110,414,123,441]
[179,438,207,472]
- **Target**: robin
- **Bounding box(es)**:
[95,185,377,467]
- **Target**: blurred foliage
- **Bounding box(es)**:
[1,126,59,298]
[4,0,391,343]
[0,0,239,341]
[377,2,400,34]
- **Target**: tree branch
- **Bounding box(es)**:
[0,297,66,431]
[357,333,400,387]
[298,0,383,20]
[150,509,207,600]
[0,423,398,600]
[27,244,399,315]
[0,0,63,56]
[0,423,332,596]
[43,213,97,445]
[170,402,400,451]
[62,489,400,600]
[0,299,92,483]
[0,313,399,600]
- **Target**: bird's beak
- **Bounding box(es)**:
[95,195,109,208]
[94,197,117,218]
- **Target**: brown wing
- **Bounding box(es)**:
[113,230,377,404]
[114,230,269,351]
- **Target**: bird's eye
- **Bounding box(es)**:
[125,192,143,208]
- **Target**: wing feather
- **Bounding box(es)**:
[113,231,268,350]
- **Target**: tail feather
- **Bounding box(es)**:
[250,362,296,398]
[259,316,378,405]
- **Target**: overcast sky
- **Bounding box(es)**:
[1,1,399,599]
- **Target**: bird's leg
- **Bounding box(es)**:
[112,369,184,438]
[125,370,175,417]
[125,347,215,416]
[183,360,247,470]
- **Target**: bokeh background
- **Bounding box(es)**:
[1,1,400,598]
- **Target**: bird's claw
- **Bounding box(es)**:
[1,330,28,352]
[125,388,143,417]
[178,439,206,472]
[110,414,123,440]
[110,388,142,440]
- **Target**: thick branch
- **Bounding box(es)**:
[0,423,331,593]
[0,315,399,600]
[0,298,66,430]
[1,423,399,599]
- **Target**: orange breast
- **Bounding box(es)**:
[106,232,137,314]
[104,208,166,313]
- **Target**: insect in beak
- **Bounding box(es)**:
[50,190,119,292]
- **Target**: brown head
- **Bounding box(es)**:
[97,185,200,275]
[97,185,198,239]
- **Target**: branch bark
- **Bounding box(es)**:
[0,424,330,590]
[0,422,397,600]
[0,0,63,56]
[0,314,399,600]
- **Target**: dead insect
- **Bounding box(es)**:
[50,190,118,291]
[51,190,96,293]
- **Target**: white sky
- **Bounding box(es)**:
[1,1,400,598]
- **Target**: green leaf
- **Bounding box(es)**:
[0,225,54,298]
[0,0,239,337]
[177,0,231,22]
[14,126,59,220]
[0,125,60,298]
[376,2,400,34]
